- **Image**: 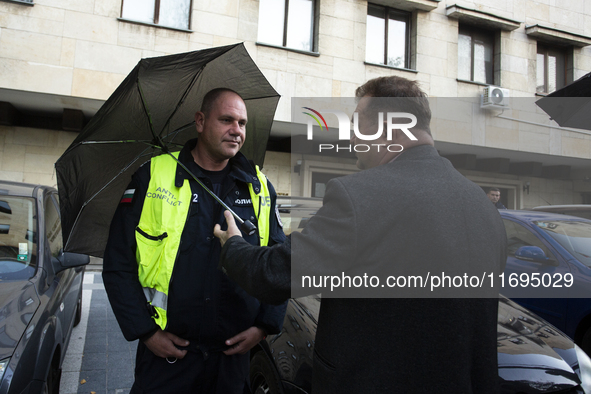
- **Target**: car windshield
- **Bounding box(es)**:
[0,197,37,280]
[534,220,591,267]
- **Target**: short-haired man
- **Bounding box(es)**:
[215,76,507,393]
[103,88,287,393]
[487,187,507,209]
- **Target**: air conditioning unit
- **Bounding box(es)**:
[481,86,510,108]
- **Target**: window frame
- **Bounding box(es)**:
[119,0,193,32]
[365,3,412,70]
[457,24,495,85]
[256,0,319,54]
[536,43,567,95]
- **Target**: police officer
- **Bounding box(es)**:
[103,88,287,393]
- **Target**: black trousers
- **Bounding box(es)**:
[130,341,250,393]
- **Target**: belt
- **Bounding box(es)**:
[166,342,231,364]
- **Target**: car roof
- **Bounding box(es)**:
[0,180,55,198]
[532,204,591,211]
[500,209,591,222]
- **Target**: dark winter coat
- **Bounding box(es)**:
[220,144,507,393]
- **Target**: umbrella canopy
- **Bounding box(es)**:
[536,72,591,130]
[55,43,280,257]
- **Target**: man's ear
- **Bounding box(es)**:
[389,127,405,144]
[194,111,205,134]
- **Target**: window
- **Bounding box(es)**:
[0,196,38,280]
[257,0,315,52]
[310,172,345,198]
[45,195,62,259]
[458,25,494,84]
[502,219,555,259]
[536,44,566,94]
[365,4,411,69]
[121,0,192,30]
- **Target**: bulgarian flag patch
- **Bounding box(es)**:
[120,189,135,204]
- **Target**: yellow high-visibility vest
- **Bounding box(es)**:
[136,152,272,330]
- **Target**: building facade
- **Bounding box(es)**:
[0,0,590,208]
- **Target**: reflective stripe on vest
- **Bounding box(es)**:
[136,152,272,330]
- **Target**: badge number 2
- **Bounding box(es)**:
[193,193,198,203]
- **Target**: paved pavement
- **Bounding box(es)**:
[60,271,137,394]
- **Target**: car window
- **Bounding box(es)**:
[0,196,38,279]
[45,195,63,258]
[277,197,322,235]
[502,219,555,259]
[558,211,591,220]
[534,220,591,267]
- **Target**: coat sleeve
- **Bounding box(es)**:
[102,163,159,341]
[253,178,287,333]
[219,177,359,301]
[220,236,292,305]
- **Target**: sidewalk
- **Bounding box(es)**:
[60,271,137,394]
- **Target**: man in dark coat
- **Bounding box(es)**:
[214,76,507,393]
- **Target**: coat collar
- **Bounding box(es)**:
[391,144,439,163]
[173,138,260,189]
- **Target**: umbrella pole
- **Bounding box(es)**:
[165,152,257,236]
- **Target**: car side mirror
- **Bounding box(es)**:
[515,246,557,266]
[52,251,90,274]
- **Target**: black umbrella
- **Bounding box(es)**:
[55,43,280,257]
[536,72,591,130]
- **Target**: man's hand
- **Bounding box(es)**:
[223,326,266,355]
[214,210,243,247]
[143,329,189,359]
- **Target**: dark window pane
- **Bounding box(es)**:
[0,197,37,279]
[535,221,591,266]
[536,44,566,94]
[458,26,494,84]
[311,172,344,198]
[0,201,11,215]
[502,219,554,258]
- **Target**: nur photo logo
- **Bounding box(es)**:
[302,107,419,153]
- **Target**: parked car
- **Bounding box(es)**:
[248,198,591,393]
[531,205,591,220]
[250,295,591,394]
[500,210,591,355]
[0,181,88,393]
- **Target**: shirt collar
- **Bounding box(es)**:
[173,138,260,189]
